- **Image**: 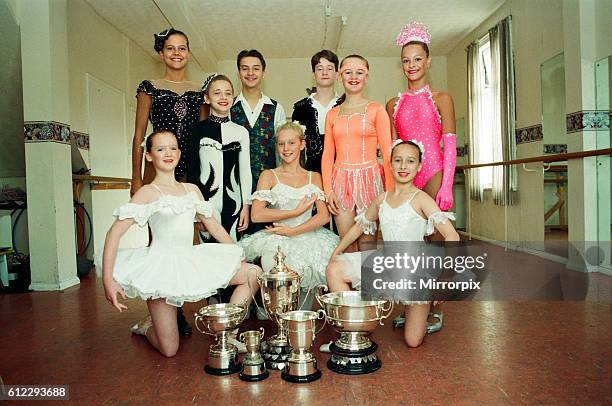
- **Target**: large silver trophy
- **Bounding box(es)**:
[254,247,304,370]
[239,328,268,381]
[316,284,393,375]
[194,302,248,375]
[279,310,326,383]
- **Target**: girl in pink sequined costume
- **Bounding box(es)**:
[322,55,394,252]
[386,22,457,212]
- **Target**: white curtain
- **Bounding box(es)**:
[489,16,518,205]
[467,41,484,202]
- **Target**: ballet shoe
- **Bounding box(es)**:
[130,315,152,336]
[426,312,443,334]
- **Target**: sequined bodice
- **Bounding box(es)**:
[393,85,443,164]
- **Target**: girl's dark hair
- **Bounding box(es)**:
[236,49,266,70]
[340,54,369,70]
[154,28,190,53]
[392,140,422,162]
[145,130,177,152]
[205,74,234,95]
[402,40,430,57]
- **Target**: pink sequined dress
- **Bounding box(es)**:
[393,85,456,211]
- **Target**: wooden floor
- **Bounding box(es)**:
[1,247,611,405]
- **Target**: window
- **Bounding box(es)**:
[476,34,495,188]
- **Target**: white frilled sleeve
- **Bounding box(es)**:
[425,211,456,235]
[113,203,152,227]
[354,212,377,235]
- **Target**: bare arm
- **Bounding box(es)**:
[331,194,383,258]
[131,92,152,196]
[385,97,399,141]
[250,170,314,223]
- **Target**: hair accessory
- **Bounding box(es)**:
[396,21,431,47]
[291,120,307,134]
[202,73,218,92]
[140,133,151,148]
[391,138,425,155]
[154,28,172,52]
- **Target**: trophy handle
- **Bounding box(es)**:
[193,314,216,336]
[247,265,270,319]
[315,284,329,308]
[378,300,394,326]
[258,326,265,339]
[314,308,327,335]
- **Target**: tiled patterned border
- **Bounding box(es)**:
[566,110,611,133]
[71,131,90,150]
[515,124,543,144]
[24,121,71,144]
[543,144,567,154]
[456,145,469,157]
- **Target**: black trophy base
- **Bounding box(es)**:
[327,356,381,375]
[327,339,381,375]
[204,362,242,376]
[281,369,322,383]
[261,340,292,370]
[239,369,269,382]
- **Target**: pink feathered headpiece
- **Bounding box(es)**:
[396,22,431,47]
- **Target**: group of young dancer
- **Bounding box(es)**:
[102,22,460,358]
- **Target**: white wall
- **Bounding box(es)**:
[447,0,565,242]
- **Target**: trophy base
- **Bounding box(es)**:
[204,361,242,376]
[261,339,292,370]
[330,341,378,358]
[281,369,322,383]
[239,369,269,382]
[327,354,381,375]
[327,339,381,375]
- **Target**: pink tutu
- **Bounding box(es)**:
[331,162,385,213]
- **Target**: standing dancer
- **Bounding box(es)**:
[130,28,207,336]
[386,22,458,331]
[104,130,261,357]
[187,74,251,242]
[321,55,394,252]
[291,50,341,173]
[325,140,458,349]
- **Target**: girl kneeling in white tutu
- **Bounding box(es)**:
[102,130,261,357]
[238,121,339,303]
[325,140,459,349]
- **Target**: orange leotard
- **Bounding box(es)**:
[321,102,393,212]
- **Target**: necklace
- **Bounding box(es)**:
[209,115,229,123]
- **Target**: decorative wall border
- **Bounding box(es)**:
[24,121,71,144]
[515,124,543,144]
[456,145,469,157]
[566,110,611,133]
[71,131,90,150]
[543,144,567,154]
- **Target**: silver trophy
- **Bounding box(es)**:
[315,284,393,375]
[280,310,326,383]
[194,302,248,375]
[239,328,268,381]
[252,247,306,370]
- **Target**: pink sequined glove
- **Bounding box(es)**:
[436,133,457,211]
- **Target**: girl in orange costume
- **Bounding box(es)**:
[321,55,393,252]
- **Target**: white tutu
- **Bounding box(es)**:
[111,191,242,307]
[238,172,339,288]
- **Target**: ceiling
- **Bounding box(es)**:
[85,0,505,71]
